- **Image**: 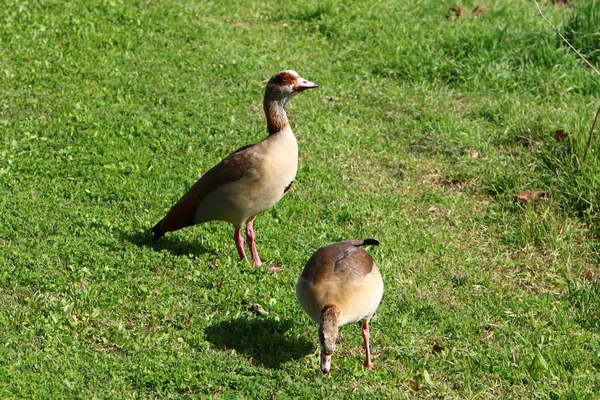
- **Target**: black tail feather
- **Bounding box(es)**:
[360,239,379,246]
[151,219,166,242]
[357,238,379,247]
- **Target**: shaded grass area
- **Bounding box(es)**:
[2,0,600,398]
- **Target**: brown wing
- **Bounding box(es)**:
[160,144,259,232]
[333,246,375,281]
[301,239,378,284]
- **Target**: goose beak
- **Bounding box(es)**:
[320,351,332,374]
[296,78,319,92]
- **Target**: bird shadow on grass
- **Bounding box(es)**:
[120,229,212,257]
[204,317,313,369]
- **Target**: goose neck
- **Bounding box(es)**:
[264,97,290,135]
[319,305,340,353]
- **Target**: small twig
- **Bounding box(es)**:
[534,0,600,76]
[534,0,600,164]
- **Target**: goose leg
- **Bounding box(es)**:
[234,228,247,260]
[245,217,262,267]
[362,320,375,370]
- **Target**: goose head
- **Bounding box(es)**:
[263,70,318,134]
[265,70,318,100]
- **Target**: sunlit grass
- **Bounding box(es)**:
[1,0,600,398]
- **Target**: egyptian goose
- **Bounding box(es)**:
[296,239,383,373]
[151,71,318,267]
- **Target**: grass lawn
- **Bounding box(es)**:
[2,0,600,398]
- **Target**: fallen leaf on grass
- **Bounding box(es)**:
[432,343,445,354]
[585,270,596,282]
[268,266,283,273]
[449,3,488,20]
[471,4,488,17]
[449,4,465,20]
[554,129,568,142]
[516,190,547,202]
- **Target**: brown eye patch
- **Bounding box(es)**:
[271,72,297,86]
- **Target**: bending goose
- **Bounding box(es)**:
[296,239,383,373]
[151,71,318,267]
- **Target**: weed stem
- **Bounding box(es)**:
[534,0,600,76]
[583,108,600,164]
[534,0,600,164]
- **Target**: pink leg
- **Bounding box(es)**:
[362,320,375,370]
[246,218,262,267]
[234,228,246,260]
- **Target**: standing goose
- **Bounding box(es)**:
[296,239,383,373]
[151,70,318,267]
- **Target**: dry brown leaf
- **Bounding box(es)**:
[472,4,489,17]
[450,3,488,21]
[585,270,595,282]
[516,190,547,202]
[449,4,465,21]
[554,129,568,142]
[432,343,445,354]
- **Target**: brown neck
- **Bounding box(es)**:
[264,97,290,135]
[319,305,340,352]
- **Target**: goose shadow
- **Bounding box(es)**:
[120,229,212,257]
[204,317,313,369]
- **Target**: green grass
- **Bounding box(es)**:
[2,0,600,398]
